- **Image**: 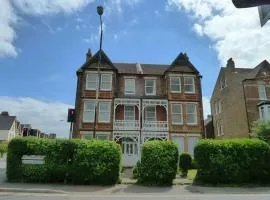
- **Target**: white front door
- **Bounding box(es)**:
[172,136,185,155]
[122,138,139,167]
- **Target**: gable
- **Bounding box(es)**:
[165,52,200,74]
[80,50,118,72]
[253,60,270,78]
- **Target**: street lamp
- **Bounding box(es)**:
[93,5,104,138]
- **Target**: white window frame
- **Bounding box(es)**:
[83,101,96,122]
[98,101,111,123]
[218,100,222,113]
[259,105,270,121]
[145,106,156,121]
[186,103,198,125]
[170,77,181,93]
[124,105,135,121]
[100,74,112,91]
[145,79,156,96]
[184,77,195,93]
[258,82,267,100]
[220,123,224,136]
[171,103,183,125]
[86,74,98,90]
[125,78,136,95]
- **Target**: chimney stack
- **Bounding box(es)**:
[226,58,235,69]
[86,48,92,61]
[1,111,9,116]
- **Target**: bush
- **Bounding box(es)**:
[7,137,121,185]
[70,140,121,185]
[138,141,178,185]
[132,161,141,179]
[252,120,270,144]
[194,139,270,184]
[179,153,192,177]
[0,142,8,157]
[191,159,198,169]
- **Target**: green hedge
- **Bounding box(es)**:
[138,141,178,185]
[194,139,270,184]
[0,142,8,157]
[7,137,121,185]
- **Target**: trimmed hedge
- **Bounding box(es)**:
[7,137,121,185]
[195,139,270,184]
[132,161,141,179]
[138,141,178,185]
[179,153,192,177]
[0,142,8,157]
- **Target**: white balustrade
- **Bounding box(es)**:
[114,120,140,130]
[142,121,168,131]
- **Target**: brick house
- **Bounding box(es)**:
[73,49,204,166]
[211,58,270,139]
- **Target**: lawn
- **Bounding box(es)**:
[187,169,197,180]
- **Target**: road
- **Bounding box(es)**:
[1,193,270,200]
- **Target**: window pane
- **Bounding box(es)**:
[187,104,197,124]
[125,106,135,120]
[125,79,135,94]
[101,74,112,90]
[86,74,98,89]
[99,102,111,122]
[172,104,182,124]
[145,107,156,121]
[170,77,181,92]
[184,77,195,93]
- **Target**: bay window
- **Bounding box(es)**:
[184,77,195,93]
[259,105,270,121]
[258,81,267,100]
[171,103,183,124]
[170,77,181,93]
[86,74,98,90]
[186,103,197,125]
[83,101,96,122]
[100,74,112,91]
[98,102,111,123]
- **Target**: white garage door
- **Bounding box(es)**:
[172,136,185,155]
[188,137,199,157]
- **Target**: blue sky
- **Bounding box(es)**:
[0,0,269,137]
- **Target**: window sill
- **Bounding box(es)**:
[170,91,181,94]
[172,123,184,125]
[186,123,198,126]
[184,91,196,94]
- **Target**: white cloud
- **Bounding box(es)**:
[167,0,270,67]
[0,96,73,138]
[12,0,94,15]
[154,10,161,17]
[0,0,18,58]
[203,96,211,119]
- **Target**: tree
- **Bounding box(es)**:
[252,120,270,144]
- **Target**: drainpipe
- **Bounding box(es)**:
[242,80,251,138]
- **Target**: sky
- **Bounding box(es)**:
[0,0,269,138]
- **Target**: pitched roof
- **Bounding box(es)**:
[245,60,270,79]
[165,53,200,74]
[114,63,169,75]
[0,115,15,130]
[81,50,118,72]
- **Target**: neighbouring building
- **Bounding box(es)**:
[73,49,204,166]
[211,58,270,139]
[0,112,20,141]
[204,115,214,139]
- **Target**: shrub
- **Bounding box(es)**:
[252,120,270,144]
[7,137,121,185]
[191,159,198,169]
[132,160,141,179]
[179,153,192,177]
[138,141,178,185]
[0,142,8,157]
[194,139,270,184]
[69,140,121,185]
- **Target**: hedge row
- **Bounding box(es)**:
[194,139,270,184]
[7,137,121,185]
[137,140,178,185]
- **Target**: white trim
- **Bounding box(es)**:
[168,73,195,77]
[83,100,96,123]
[124,78,136,95]
[143,77,158,80]
[86,74,98,90]
[85,71,113,74]
[170,133,201,137]
[124,76,137,79]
